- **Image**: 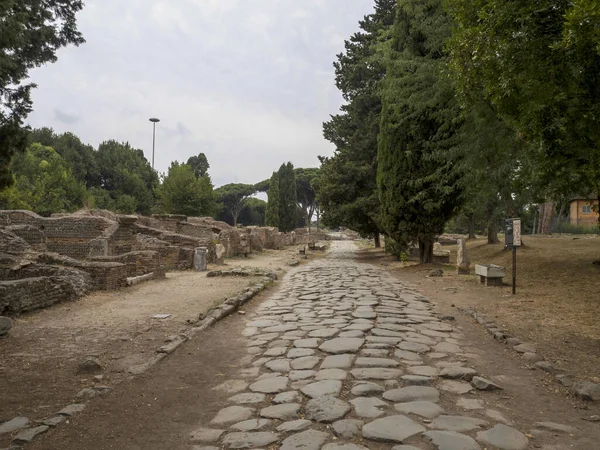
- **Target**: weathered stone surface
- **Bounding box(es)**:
[309,328,339,338]
[320,354,355,369]
[38,415,66,427]
[273,391,303,404]
[401,375,432,386]
[439,380,473,394]
[288,348,315,358]
[322,444,369,450]
[362,415,425,443]
[398,342,430,353]
[0,417,30,434]
[290,356,320,370]
[77,356,103,374]
[456,398,485,410]
[573,381,600,401]
[332,419,364,438]
[432,342,461,353]
[319,338,364,354]
[230,419,272,432]
[280,429,328,450]
[213,380,249,394]
[264,347,288,357]
[249,376,288,393]
[394,349,423,362]
[424,430,481,450]
[355,357,399,367]
[513,343,536,353]
[532,422,578,434]
[265,358,291,372]
[383,386,440,403]
[408,365,439,377]
[301,380,343,398]
[276,419,313,432]
[228,393,267,404]
[190,428,226,443]
[391,446,424,450]
[476,424,529,450]
[457,238,471,272]
[57,404,85,416]
[394,401,444,419]
[351,381,385,396]
[471,376,502,391]
[12,425,49,444]
[294,338,320,348]
[260,403,301,420]
[221,431,280,448]
[305,396,351,423]
[440,367,477,380]
[429,415,487,432]
[289,370,316,381]
[350,397,389,418]
[0,316,13,336]
[350,368,403,380]
[314,368,348,380]
[210,406,254,425]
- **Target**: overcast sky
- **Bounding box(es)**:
[26,0,373,187]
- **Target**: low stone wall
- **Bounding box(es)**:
[0,277,80,315]
[91,250,161,277]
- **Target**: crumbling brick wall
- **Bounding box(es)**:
[91,250,160,277]
[0,277,80,315]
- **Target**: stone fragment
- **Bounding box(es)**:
[573,381,600,401]
[534,361,560,374]
[309,328,339,338]
[280,429,328,450]
[12,426,49,444]
[429,415,487,432]
[276,419,313,432]
[77,356,103,374]
[394,349,423,362]
[290,356,320,370]
[394,401,444,419]
[471,376,503,391]
[440,367,477,380]
[264,347,288,357]
[314,368,347,380]
[190,428,225,443]
[457,238,471,273]
[401,375,432,386]
[221,431,280,448]
[513,343,536,353]
[260,403,301,420]
[424,430,481,450]
[432,342,461,353]
[273,391,303,404]
[305,396,351,422]
[249,376,288,393]
[332,419,364,438]
[362,415,425,443]
[288,348,315,358]
[476,424,529,450]
[0,316,13,336]
[350,368,403,380]
[408,366,439,377]
[439,380,473,394]
[228,393,266,404]
[321,354,355,369]
[294,338,320,348]
[398,342,430,353]
[350,397,388,418]
[289,370,316,381]
[230,419,272,431]
[532,422,578,434]
[355,357,399,367]
[210,406,254,425]
[319,338,364,354]
[383,386,440,403]
[57,404,85,416]
[485,409,512,424]
[301,380,342,398]
[266,359,291,372]
[0,417,30,434]
[522,352,542,362]
[351,381,385,396]
[457,398,485,410]
[38,415,65,427]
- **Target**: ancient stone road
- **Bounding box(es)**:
[188,242,574,450]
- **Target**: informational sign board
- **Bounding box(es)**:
[513,219,521,247]
[505,218,521,248]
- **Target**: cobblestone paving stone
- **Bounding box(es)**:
[186,241,577,449]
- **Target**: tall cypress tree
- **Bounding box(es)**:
[265,171,280,228]
[278,162,297,233]
[377,0,463,263]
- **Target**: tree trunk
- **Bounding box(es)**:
[374,233,381,248]
[487,220,500,244]
[467,213,476,239]
[419,239,433,264]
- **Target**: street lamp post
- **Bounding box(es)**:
[149,117,160,169]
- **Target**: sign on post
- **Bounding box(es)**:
[505,218,521,295]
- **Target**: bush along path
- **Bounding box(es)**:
[186,241,593,450]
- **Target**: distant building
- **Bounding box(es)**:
[569,196,599,225]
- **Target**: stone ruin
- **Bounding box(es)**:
[0,210,325,317]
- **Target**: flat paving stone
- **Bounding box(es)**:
[350,368,403,380]
[321,354,355,369]
[210,406,254,425]
[273,391,303,404]
[390,446,424,450]
[0,417,30,434]
[476,424,529,450]
[288,348,315,358]
[230,419,272,431]
[439,380,473,394]
[305,396,351,422]
[249,376,288,393]
[351,381,385,396]
[276,419,313,432]
[424,430,482,450]
[433,342,462,353]
[394,349,424,361]
[439,367,477,380]
[309,328,340,338]
[12,426,49,445]
[362,415,425,443]
[394,400,444,419]
[355,357,399,367]
[227,393,266,405]
[319,338,365,354]
[190,428,226,443]
[314,368,348,380]
[332,419,364,438]
[289,370,316,381]
[301,379,343,398]
[221,431,280,448]
[383,386,440,403]
[532,421,578,434]
[323,444,370,450]
[260,403,301,420]
[265,359,291,372]
[457,398,485,410]
[429,415,488,432]
[264,347,288,357]
[398,342,430,353]
[280,429,329,450]
[294,338,320,348]
[401,375,432,386]
[290,356,320,370]
[407,365,438,377]
[350,397,389,418]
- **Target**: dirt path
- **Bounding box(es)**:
[19,241,600,450]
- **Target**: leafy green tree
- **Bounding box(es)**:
[317,0,395,246]
[157,162,217,216]
[377,0,463,263]
[447,0,600,224]
[264,172,280,228]
[96,140,158,215]
[295,168,320,229]
[0,143,86,215]
[214,183,256,226]
[88,187,115,211]
[278,162,297,233]
[238,198,267,226]
[186,153,210,178]
[0,1,85,188]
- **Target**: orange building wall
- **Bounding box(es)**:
[570,199,599,225]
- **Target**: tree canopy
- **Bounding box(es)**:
[0,0,85,188]
[214,183,256,226]
[186,153,210,178]
[278,162,297,233]
[265,172,280,228]
[157,162,217,217]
